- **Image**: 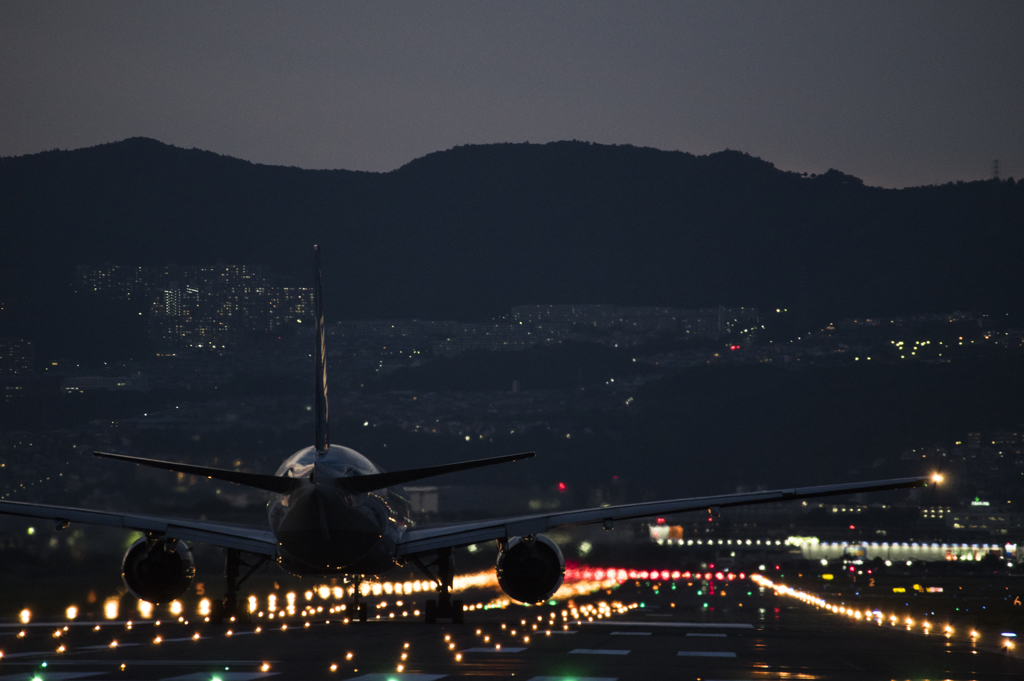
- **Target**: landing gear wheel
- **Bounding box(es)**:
[213,549,266,626]
[358,602,368,622]
[210,600,226,626]
[413,548,466,624]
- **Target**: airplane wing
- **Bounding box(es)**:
[0,499,278,556]
[396,474,932,556]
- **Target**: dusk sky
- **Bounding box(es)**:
[2,1,1021,188]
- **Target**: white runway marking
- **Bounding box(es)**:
[461,646,526,653]
[0,673,105,681]
[610,631,651,636]
[677,651,738,658]
[686,632,728,637]
[569,649,631,655]
[74,643,144,651]
[160,674,277,681]
[10,660,271,667]
[344,676,447,681]
[587,621,753,629]
[530,677,617,681]
[546,630,577,634]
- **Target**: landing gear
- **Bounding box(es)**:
[349,576,369,622]
[211,549,268,625]
[412,547,464,624]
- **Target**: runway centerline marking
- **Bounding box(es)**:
[687,632,728,637]
[461,646,526,653]
[569,648,631,655]
[0,673,106,681]
[677,651,738,657]
[610,631,651,635]
[586,621,753,629]
[530,677,618,681]
[160,673,278,681]
[344,675,447,681]
[4,660,274,667]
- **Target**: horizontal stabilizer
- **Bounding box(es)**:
[94,451,300,495]
[340,451,536,494]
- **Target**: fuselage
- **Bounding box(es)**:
[267,444,412,576]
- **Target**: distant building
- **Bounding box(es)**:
[0,339,33,374]
[61,372,149,393]
[510,304,758,337]
[946,510,1024,535]
[76,264,312,351]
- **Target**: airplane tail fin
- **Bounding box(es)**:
[314,245,329,457]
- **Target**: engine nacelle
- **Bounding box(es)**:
[121,536,196,604]
[496,534,565,604]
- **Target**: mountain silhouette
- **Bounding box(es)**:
[2,138,1022,358]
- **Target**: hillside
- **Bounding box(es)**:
[2,138,1023,355]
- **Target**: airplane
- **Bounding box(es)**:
[0,246,938,624]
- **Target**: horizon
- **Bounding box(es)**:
[2,3,1021,189]
[4,135,1013,191]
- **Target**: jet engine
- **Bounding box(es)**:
[496,534,565,604]
[121,536,196,604]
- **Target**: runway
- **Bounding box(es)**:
[1,578,1021,680]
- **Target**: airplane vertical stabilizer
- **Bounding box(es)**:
[314,245,330,457]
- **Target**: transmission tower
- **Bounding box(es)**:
[992,159,1000,180]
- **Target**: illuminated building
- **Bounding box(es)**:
[61,373,149,393]
[0,338,33,374]
[76,264,312,351]
[510,304,759,337]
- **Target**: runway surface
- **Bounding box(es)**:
[1,579,1021,680]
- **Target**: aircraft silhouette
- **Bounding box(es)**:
[0,246,934,623]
